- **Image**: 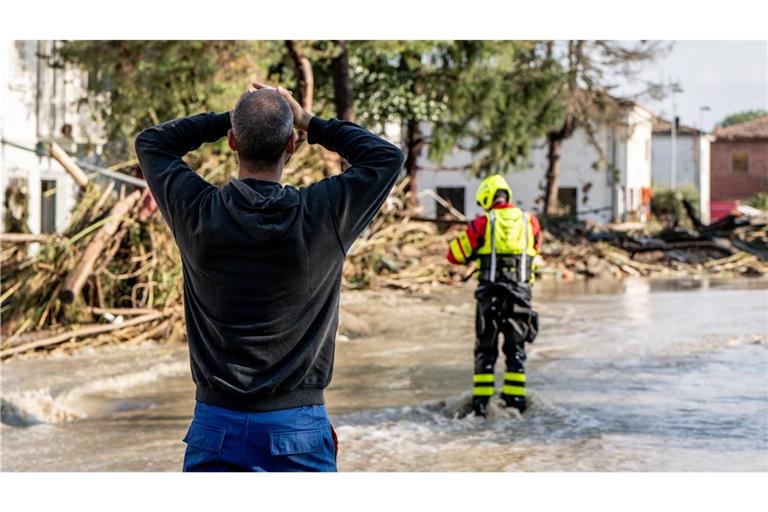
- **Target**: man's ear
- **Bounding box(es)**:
[227,129,237,152]
[285,132,296,158]
[281,132,297,168]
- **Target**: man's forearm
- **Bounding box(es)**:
[135,112,232,158]
[134,112,228,232]
[306,117,402,169]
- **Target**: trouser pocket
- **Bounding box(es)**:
[183,421,226,454]
[266,422,337,472]
[270,429,323,456]
[182,421,228,472]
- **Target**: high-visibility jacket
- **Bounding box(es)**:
[447,203,542,282]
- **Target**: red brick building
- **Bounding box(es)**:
[710,116,768,201]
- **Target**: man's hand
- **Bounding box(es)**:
[251,82,313,132]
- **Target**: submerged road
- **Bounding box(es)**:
[2,277,766,471]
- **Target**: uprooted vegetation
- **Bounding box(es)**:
[2,149,767,359]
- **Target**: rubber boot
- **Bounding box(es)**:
[472,396,490,417]
[501,394,526,414]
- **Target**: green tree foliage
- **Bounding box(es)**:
[350,41,562,172]
[60,40,609,207]
[651,186,700,227]
[60,41,273,143]
[748,192,768,211]
[540,41,671,215]
[720,109,768,127]
[428,41,564,173]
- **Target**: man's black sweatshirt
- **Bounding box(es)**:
[135,113,404,411]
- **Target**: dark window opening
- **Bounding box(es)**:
[41,180,57,234]
[436,187,465,218]
[557,187,578,217]
[732,152,749,173]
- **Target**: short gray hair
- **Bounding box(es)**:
[231,89,294,167]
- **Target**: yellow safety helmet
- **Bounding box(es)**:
[475,174,512,211]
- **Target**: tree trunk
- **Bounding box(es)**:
[404,119,424,207]
[285,40,341,176]
[59,189,142,304]
[543,133,563,215]
[543,112,576,216]
[331,40,355,122]
[284,41,313,112]
[318,40,356,175]
[0,311,166,359]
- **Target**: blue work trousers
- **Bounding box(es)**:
[182,401,338,472]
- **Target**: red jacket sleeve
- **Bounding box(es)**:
[530,214,542,252]
[447,215,487,264]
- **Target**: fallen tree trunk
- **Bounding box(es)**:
[90,307,160,316]
[59,189,142,304]
[0,233,58,243]
[0,311,164,359]
[626,239,736,256]
[49,142,89,189]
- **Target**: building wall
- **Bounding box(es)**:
[416,124,618,223]
[622,107,653,220]
[699,136,712,223]
[710,139,768,201]
[1,41,42,233]
[1,40,104,234]
[651,133,713,223]
[652,134,700,189]
[416,105,654,225]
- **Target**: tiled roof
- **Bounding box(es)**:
[714,115,768,140]
[652,117,701,135]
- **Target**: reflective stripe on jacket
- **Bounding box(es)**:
[476,207,537,267]
[447,203,542,265]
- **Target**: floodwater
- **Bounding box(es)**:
[1,277,767,471]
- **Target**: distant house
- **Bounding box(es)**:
[651,118,713,224]
[0,40,105,235]
[710,116,768,216]
[416,101,655,224]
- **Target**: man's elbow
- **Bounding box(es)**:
[134,127,159,153]
[383,145,406,175]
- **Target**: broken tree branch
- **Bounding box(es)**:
[0,311,166,359]
[0,233,59,244]
[59,189,142,304]
[49,142,89,189]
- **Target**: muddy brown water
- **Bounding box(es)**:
[1,277,766,471]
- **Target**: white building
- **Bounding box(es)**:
[0,40,105,235]
[651,118,712,224]
[416,102,656,224]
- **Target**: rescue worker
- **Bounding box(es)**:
[447,175,542,416]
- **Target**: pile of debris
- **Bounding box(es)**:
[342,180,467,292]
[539,212,768,280]
[0,151,462,359]
[1,179,187,360]
[0,141,191,359]
[3,144,767,359]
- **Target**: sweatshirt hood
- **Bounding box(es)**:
[220,178,301,242]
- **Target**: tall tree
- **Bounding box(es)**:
[331,40,355,122]
[541,40,670,215]
[284,40,314,113]
[352,41,563,206]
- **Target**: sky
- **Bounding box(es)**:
[617,40,767,132]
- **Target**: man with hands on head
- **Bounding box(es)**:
[135,82,404,472]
